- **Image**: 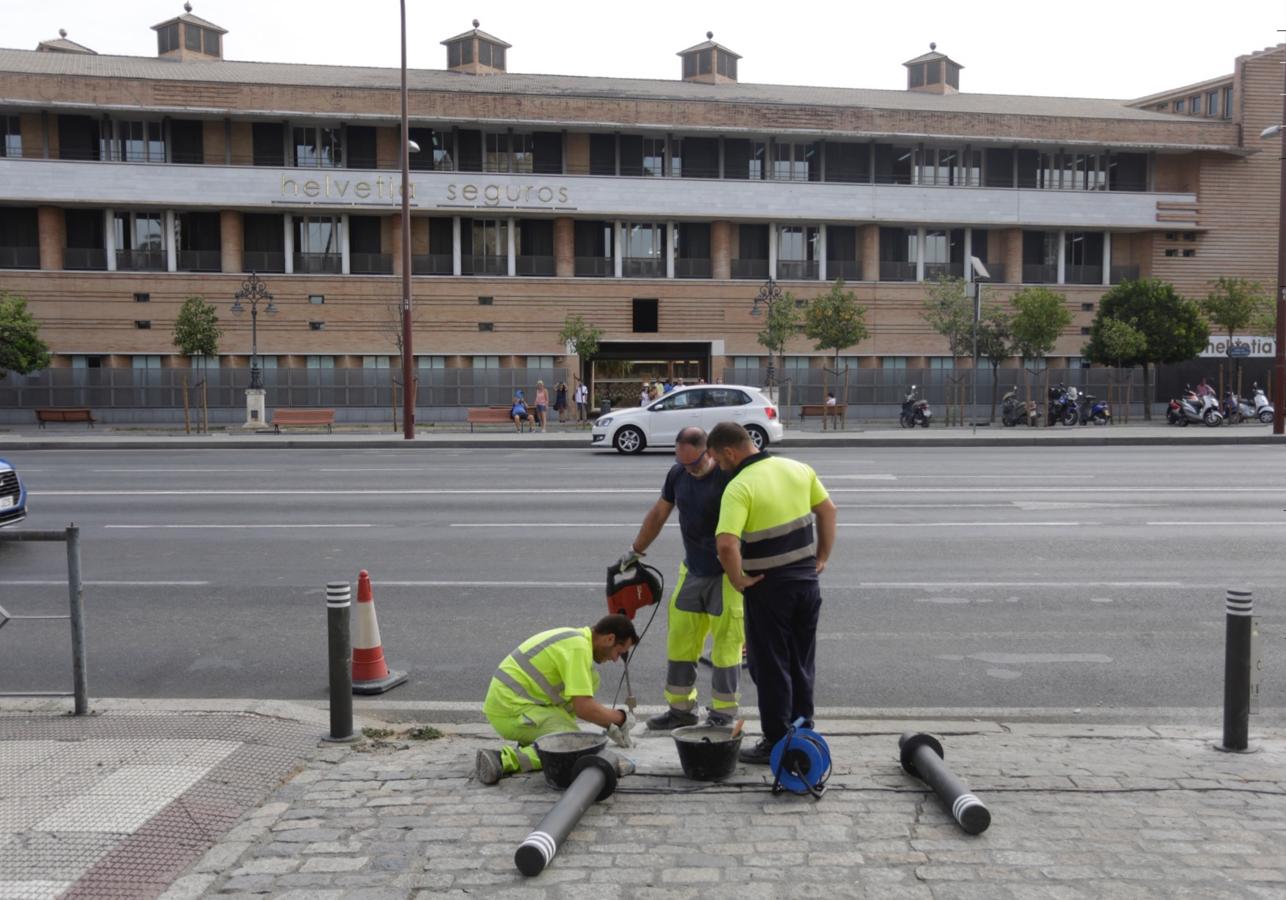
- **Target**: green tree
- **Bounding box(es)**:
[755,292,801,400]
[1082,317,1147,422]
[558,313,603,409]
[171,295,222,433]
[1084,278,1208,421]
[922,277,973,424]
[1009,286,1073,425]
[975,305,1012,423]
[1200,277,1273,394]
[0,292,52,377]
[802,279,869,371]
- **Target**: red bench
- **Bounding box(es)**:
[467,407,532,432]
[35,408,96,428]
[271,409,335,433]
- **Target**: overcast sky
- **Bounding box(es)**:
[4,0,1284,100]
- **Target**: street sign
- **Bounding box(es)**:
[1229,345,1252,358]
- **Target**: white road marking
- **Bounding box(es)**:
[966,653,1113,664]
[836,504,1012,509]
[34,489,659,496]
[91,468,278,473]
[1148,521,1286,526]
[820,474,898,480]
[450,523,639,528]
[104,524,374,529]
[858,581,1184,588]
[0,580,210,586]
[837,521,1082,528]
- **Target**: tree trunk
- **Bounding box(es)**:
[990,365,1000,423]
[1142,363,1152,421]
[391,371,399,433]
[1042,366,1051,427]
[201,378,208,434]
[181,372,191,434]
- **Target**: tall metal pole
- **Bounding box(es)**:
[249,303,260,390]
[1275,55,1286,436]
[65,523,88,716]
[399,0,415,439]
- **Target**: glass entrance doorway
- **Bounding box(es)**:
[590,342,710,408]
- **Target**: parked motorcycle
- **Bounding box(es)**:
[1222,389,1255,424]
[1251,383,1275,424]
[1046,384,1079,426]
[1001,386,1038,427]
[900,385,932,428]
[1075,390,1111,425]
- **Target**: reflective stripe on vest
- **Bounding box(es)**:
[741,511,816,571]
[493,628,583,708]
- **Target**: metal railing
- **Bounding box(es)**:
[294,252,342,274]
[1110,264,1140,283]
[516,255,556,276]
[879,261,917,282]
[461,255,507,276]
[924,262,964,280]
[1065,264,1103,285]
[675,258,712,279]
[827,260,862,281]
[778,260,819,280]
[412,253,453,275]
[0,246,39,268]
[177,249,221,272]
[63,247,107,270]
[351,252,393,275]
[0,524,88,715]
[574,256,613,277]
[242,250,285,273]
[1022,264,1059,284]
[731,258,769,279]
[622,257,664,278]
[116,249,165,271]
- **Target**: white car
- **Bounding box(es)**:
[591,384,784,454]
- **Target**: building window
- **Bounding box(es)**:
[185,24,201,51]
[1222,87,1233,118]
[1183,232,1197,242]
[528,355,554,368]
[306,356,335,369]
[293,126,342,168]
[134,320,152,329]
[881,357,908,369]
[483,132,509,172]
[132,355,162,369]
[134,292,150,303]
[698,48,712,74]
[309,294,325,305]
[929,357,955,370]
[157,22,179,53]
[104,120,165,163]
[773,141,820,182]
[1,116,20,158]
[1172,99,1184,113]
[478,322,495,331]
[416,355,446,368]
[472,355,500,369]
[362,356,390,368]
[203,28,220,55]
[1082,302,1095,311]
[1206,90,1219,117]
[1182,248,1196,257]
[478,296,494,305]
[632,298,658,333]
[1164,248,1178,257]
[1188,95,1201,115]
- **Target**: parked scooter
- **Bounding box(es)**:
[1251,383,1275,424]
[1046,384,1079,426]
[1172,385,1222,426]
[1076,390,1111,425]
[900,385,932,428]
[1001,386,1038,427]
[1222,389,1256,424]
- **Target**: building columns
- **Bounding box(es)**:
[452,216,462,276]
[164,210,177,272]
[104,209,116,272]
[37,206,64,271]
[389,213,404,276]
[283,215,294,274]
[1056,230,1066,284]
[613,221,623,278]
[340,213,350,275]
[860,225,879,282]
[711,220,732,280]
[666,221,676,278]
[1102,231,1112,285]
[554,216,574,278]
[219,210,242,273]
[507,217,516,277]
[818,223,827,281]
[915,226,926,282]
[768,223,778,280]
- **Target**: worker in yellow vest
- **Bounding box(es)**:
[475,614,639,785]
[709,421,837,766]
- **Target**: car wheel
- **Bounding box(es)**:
[613,426,646,454]
[746,424,769,449]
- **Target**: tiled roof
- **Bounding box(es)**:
[0,47,1196,123]
[152,12,227,33]
[35,37,97,55]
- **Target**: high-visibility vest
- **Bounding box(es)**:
[719,453,829,573]
[489,627,595,712]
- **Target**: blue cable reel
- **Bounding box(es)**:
[770,717,832,799]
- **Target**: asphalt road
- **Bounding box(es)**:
[1,444,1282,719]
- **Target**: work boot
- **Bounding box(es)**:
[646,708,698,731]
[738,737,774,765]
[475,748,503,785]
[705,709,734,728]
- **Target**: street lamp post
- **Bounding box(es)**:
[398,0,415,439]
[752,278,785,401]
[968,256,991,435]
[1265,56,1286,435]
[231,272,276,427]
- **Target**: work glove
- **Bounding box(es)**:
[616,548,644,572]
[605,709,636,748]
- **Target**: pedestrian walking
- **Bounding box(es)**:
[574,379,589,422]
[708,421,837,764]
[534,380,549,432]
[554,381,568,422]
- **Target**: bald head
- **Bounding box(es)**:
[676,426,707,450]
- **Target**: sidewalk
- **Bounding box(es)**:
[3,421,1282,451]
[2,700,1284,899]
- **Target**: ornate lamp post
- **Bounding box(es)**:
[751,278,785,400]
[231,272,276,427]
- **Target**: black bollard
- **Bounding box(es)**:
[514,751,618,876]
[323,581,357,743]
[899,732,991,835]
[1218,588,1254,752]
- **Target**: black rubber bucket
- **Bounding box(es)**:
[672,724,742,781]
[532,731,609,790]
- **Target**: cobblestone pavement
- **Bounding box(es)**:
[154,716,1286,900]
[3,705,1284,900]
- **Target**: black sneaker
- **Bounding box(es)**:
[738,737,774,765]
[646,708,698,731]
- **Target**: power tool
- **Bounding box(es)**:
[605,561,662,621]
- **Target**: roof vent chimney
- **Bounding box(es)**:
[443,21,510,74]
[36,28,96,54]
[152,3,227,61]
[678,32,740,84]
[903,43,962,94]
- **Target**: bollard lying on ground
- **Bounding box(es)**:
[514,750,618,876]
[898,732,991,835]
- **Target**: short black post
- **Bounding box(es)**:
[514,751,618,876]
[1218,588,1254,753]
[899,732,991,835]
[324,581,357,743]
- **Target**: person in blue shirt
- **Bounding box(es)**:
[510,390,531,432]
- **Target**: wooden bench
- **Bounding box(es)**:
[467,407,533,432]
[799,403,847,430]
[271,408,335,433]
[35,407,96,428]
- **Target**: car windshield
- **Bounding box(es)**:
[651,391,698,411]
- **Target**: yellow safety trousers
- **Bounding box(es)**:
[663,564,744,714]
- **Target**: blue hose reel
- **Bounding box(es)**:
[770,717,832,799]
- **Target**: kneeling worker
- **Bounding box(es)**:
[476,614,639,785]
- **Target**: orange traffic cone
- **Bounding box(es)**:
[352,570,408,694]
